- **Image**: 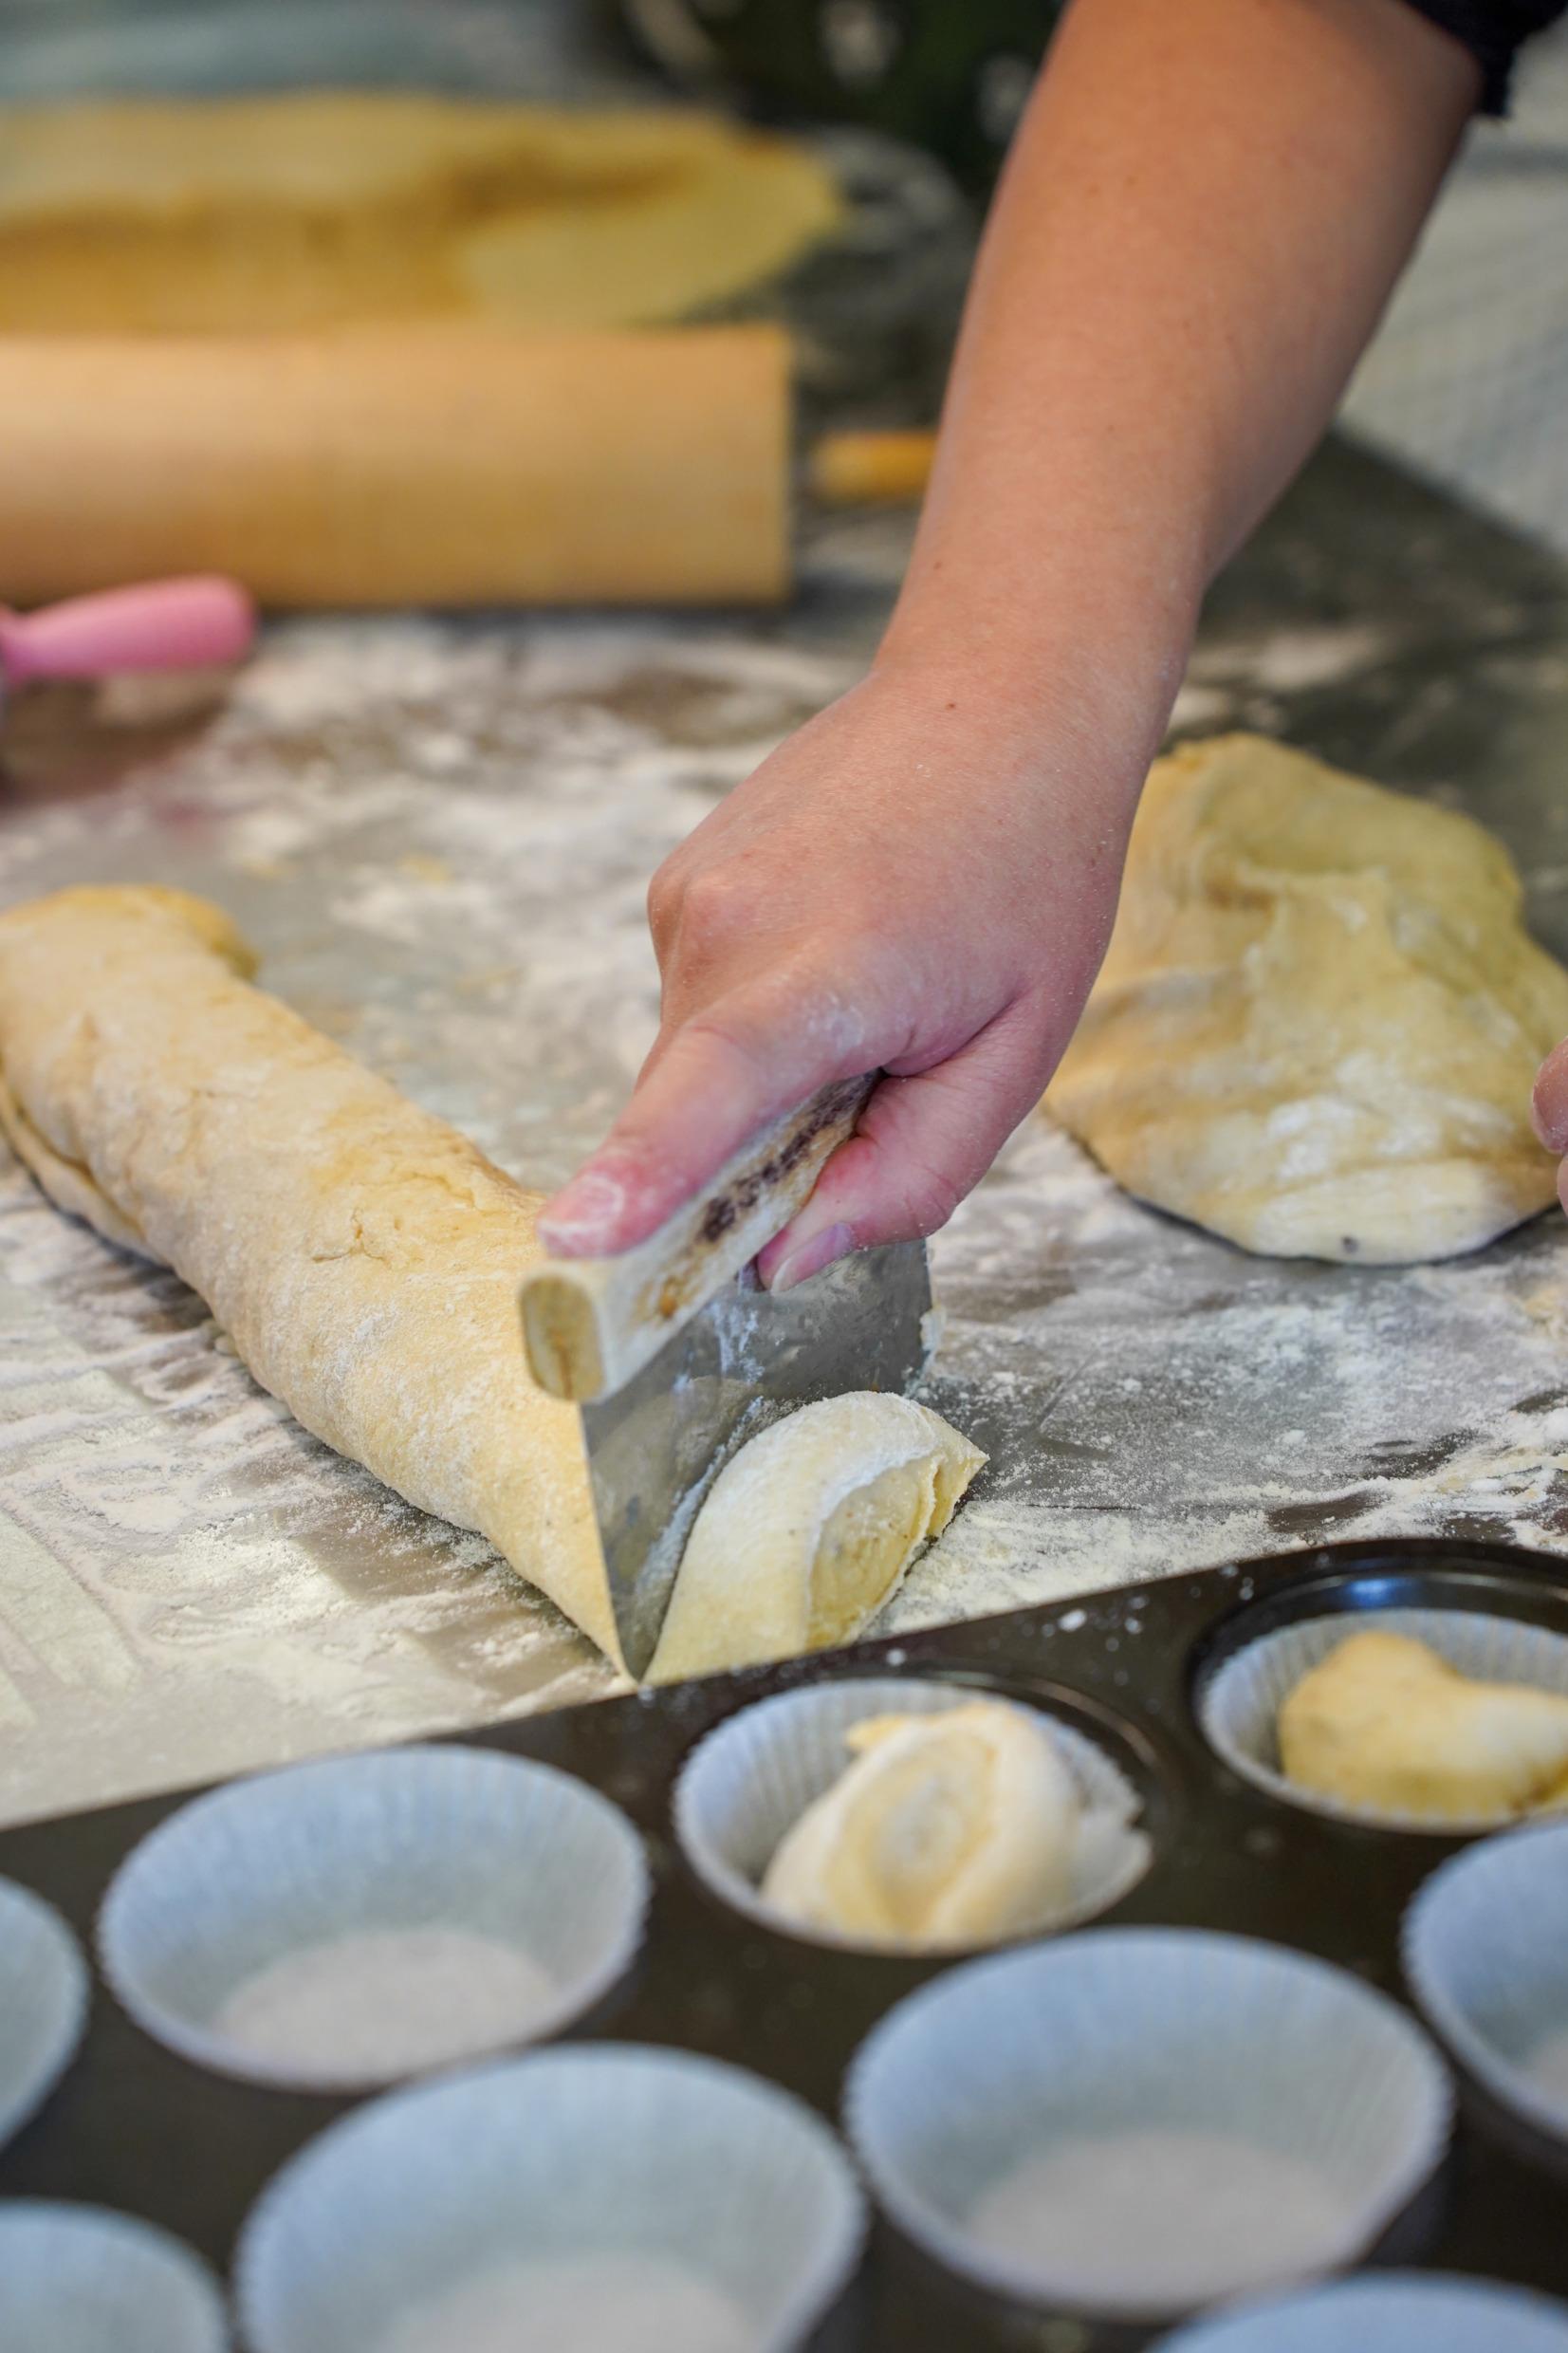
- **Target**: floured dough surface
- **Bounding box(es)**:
[1279,1629,1568,1819]
[761,1699,1078,1951]
[1046,733,1568,1263]
[647,1395,985,1683]
[0,94,841,335]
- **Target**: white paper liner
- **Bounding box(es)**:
[844,1927,1451,2324]
[0,1876,87,2151]
[1199,1606,1568,1833]
[98,1745,648,2091]
[0,2201,227,2353]
[1404,1818,1568,2145]
[675,1677,1151,1953]
[235,2044,866,2353]
[1154,2270,1568,2350]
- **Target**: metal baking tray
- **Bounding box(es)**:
[4,1534,1568,2350]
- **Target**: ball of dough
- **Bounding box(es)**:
[1046,734,1568,1263]
[1278,1628,1568,1819]
[760,1698,1079,1950]
[646,1394,985,1684]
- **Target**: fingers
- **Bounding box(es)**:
[1529,1046,1568,1227]
[1533,1040,1568,1154]
[757,1000,1054,1289]
[538,981,880,1257]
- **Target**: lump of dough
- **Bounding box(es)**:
[1278,1629,1568,1819]
[0,94,842,336]
[646,1395,985,1684]
[760,1699,1079,1950]
[1045,733,1568,1263]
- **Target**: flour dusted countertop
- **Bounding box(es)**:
[3,439,1568,1825]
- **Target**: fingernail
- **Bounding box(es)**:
[766,1222,855,1295]
[538,1164,632,1255]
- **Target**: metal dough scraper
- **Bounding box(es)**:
[520,1077,934,1677]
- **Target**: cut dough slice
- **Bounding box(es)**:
[1278,1629,1568,1819]
[1046,733,1568,1263]
[646,1395,985,1684]
[0,94,842,335]
[760,1699,1077,1950]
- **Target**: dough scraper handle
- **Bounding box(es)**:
[521,1074,875,1403]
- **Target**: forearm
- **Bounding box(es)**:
[881,0,1480,747]
[544,0,1484,1265]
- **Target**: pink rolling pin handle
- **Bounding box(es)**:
[0,576,256,685]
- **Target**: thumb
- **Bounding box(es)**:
[757,1001,1054,1290]
[1533,1038,1568,1153]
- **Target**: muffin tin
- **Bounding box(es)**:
[674,1675,1151,1953]
[0,2199,229,2353]
[237,2043,865,2353]
[1198,1604,1568,1833]
[5,1533,1568,2348]
[96,1747,649,2092]
[845,1927,1452,2321]
[0,1879,87,2151]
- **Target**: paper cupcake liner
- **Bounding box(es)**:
[675,1677,1151,1954]
[1404,1818,1568,2146]
[1198,1606,1568,1834]
[0,2201,228,2353]
[844,1927,1451,2324]
[0,1876,88,2151]
[1154,2270,1568,2350]
[98,1745,648,2092]
[236,2043,866,2353]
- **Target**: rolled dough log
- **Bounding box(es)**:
[760,1700,1077,1950]
[0,94,841,335]
[0,886,627,1658]
[0,888,983,1681]
[1046,734,1568,1263]
[1279,1629,1568,1819]
[647,1394,985,1682]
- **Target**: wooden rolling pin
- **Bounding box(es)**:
[0,324,791,608]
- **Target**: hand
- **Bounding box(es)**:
[1532,1046,1568,1210]
[537,0,1473,1289]
[539,657,1148,1287]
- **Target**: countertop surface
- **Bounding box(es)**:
[5,437,1568,1827]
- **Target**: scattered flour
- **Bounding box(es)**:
[214,1927,556,2078]
[1222,623,1391,694]
[968,2127,1356,2313]
[378,2252,755,2353]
